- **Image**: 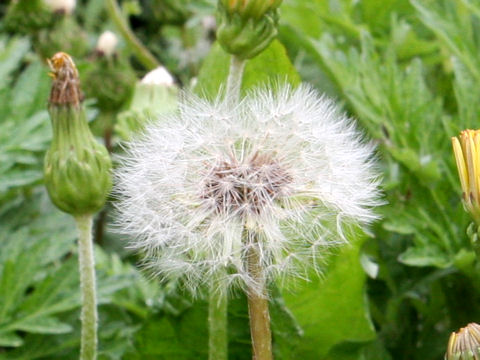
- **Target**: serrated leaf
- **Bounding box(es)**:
[11,61,48,120]
[0,332,24,347]
[0,36,30,90]
[14,317,72,334]
[398,246,452,268]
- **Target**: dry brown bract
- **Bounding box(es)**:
[48,52,84,106]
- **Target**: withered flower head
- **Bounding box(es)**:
[47,52,83,106]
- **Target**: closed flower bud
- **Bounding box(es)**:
[452,130,480,224]
[445,323,480,360]
[217,0,282,59]
[44,52,112,215]
[44,0,76,15]
[115,66,178,140]
[96,31,118,58]
[220,0,282,20]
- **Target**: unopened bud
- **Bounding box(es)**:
[141,66,175,86]
[44,0,76,14]
[115,67,178,140]
[445,323,480,359]
[217,0,282,59]
[44,52,112,215]
[452,130,480,225]
[220,0,281,20]
[96,31,118,57]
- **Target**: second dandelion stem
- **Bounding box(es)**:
[246,230,273,360]
[76,214,98,360]
[208,278,228,360]
[226,55,246,103]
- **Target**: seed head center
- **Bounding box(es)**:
[201,151,292,216]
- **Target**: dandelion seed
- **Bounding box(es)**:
[115,84,381,296]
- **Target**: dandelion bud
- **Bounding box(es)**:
[115,66,178,140]
[44,0,76,15]
[96,31,118,57]
[216,0,283,59]
[220,0,282,19]
[445,323,480,360]
[44,52,112,215]
[452,130,480,224]
[141,66,175,86]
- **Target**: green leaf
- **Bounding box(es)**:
[283,232,376,358]
[0,332,24,347]
[14,317,72,334]
[0,36,30,90]
[194,40,300,98]
[398,246,452,268]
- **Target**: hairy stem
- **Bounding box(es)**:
[75,214,98,360]
[208,277,228,360]
[105,0,160,70]
[246,230,273,360]
[226,55,247,103]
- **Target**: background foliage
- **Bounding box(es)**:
[1,0,480,359]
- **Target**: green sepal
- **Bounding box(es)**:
[44,105,112,215]
[216,7,279,59]
[220,0,282,20]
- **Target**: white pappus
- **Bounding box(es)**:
[114,84,382,296]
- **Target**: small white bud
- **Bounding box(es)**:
[96,31,118,57]
[44,0,76,14]
[141,67,175,87]
[202,15,217,32]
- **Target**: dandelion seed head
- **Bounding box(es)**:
[114,84,382,296]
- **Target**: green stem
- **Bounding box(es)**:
[225,55,246,103]
[208,279,228,360]
[205,54,246,360]
[245,230,273,360]
[105,0,160,70]
[75,214,97,360]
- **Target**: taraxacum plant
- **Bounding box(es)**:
[115,83,381,358]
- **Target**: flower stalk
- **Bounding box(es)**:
[245,228,272,360]
[76,215,97,360]
[208,277,228,360]
[225,55,246,104]
[105,0,160,70]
